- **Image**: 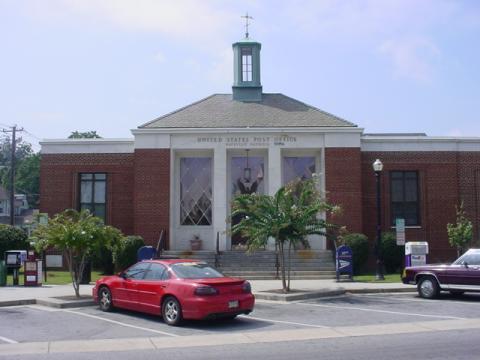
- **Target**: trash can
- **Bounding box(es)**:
[80,261,91,284]
[0,260,6,286]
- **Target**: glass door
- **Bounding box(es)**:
[230,154,265,249]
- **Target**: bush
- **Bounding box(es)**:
[91,245,115,275]
[114,235,145,271]
[380,232,404,274]
[342,233,369,275]
[0,224,29,259]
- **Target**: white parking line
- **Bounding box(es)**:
[353,293,480,305]
[0,336,18,344]
[30,308,179,337]
[63,310,179,337]
[294,301,467,320]
[242,315,330,328]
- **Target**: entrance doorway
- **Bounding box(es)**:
[230,152,265,249]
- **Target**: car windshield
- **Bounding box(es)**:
[452,251,480,266]
[171,262,224,279]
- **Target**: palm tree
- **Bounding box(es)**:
[232,177,339,292]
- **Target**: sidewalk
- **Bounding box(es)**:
[0,279,414,307]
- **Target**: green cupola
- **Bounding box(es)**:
[232,38,262,102]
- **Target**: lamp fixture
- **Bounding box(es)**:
[243,149,251,183]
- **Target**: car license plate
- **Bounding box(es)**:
[228,300,239,309]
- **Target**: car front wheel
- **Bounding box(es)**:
[99,287,113,312]
[417,276,439,299]
[162,296,183,326]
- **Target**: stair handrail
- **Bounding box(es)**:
[215,231,220,268]
[156,229,166,258]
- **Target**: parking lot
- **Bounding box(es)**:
[2,292,480,345]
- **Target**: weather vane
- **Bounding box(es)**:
[241,12,253,38]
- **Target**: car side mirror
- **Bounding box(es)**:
[119,272,127,279]
[463,261,469,268]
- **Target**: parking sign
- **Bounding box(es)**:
[396,218,405,245]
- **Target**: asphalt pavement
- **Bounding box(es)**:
[2,280,480,358]
[1,291,480,358]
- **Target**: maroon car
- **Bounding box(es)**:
[402,249,480,298]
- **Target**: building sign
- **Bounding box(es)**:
[396,218,405,246]
[197,135,297,147]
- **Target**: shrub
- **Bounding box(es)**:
[380,232,404,273]
[114,235,145,271]
[0,224,29,259]
[342,233,369,275]
[91,245,115,275]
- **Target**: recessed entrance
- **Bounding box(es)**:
[229,151,266,249]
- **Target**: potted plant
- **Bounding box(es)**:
[190,235,202,251]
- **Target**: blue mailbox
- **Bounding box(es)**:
[336,245,353,281]
[137,246,156,262]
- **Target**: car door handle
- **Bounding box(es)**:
[160,284,167,288]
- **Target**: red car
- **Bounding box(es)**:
[92,259,255,326]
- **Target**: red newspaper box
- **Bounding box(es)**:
[24,250,43,287]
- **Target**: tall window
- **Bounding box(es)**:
[180,158,212,225]
[79,173,106,221]
[390,171,419,226]
[241,47,252,82]
[283,156,316,184]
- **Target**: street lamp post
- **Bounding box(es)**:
[373,159,385,281]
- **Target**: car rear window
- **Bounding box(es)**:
[171,262,224,279]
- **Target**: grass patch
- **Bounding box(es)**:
[354,273,402,283]
[6,269,103,286]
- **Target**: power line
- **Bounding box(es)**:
[22,129,42,141]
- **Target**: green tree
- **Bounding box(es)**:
[447,202,473,257]
[232,177,339,293]
[31,209,124,297]
[68,131,102,139]
[0,224,29,259]
[15,153,40,207]
[0,136,40,208]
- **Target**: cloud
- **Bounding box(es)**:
[153,51,166,64]
[282,0,459,39]
[379,37,440,82]
[28,0,236,44]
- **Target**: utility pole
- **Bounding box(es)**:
[3,125,24,226]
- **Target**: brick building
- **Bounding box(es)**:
[40,36,480,263]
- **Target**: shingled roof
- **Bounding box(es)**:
[140,94,356,128]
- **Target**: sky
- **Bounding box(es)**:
[1,0,480,150]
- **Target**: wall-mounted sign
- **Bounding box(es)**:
[197,135,297,147]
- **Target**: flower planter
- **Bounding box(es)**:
[190,239,202,251]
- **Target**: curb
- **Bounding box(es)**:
[254,287,416,301]
[36,298,96,309]
[0,298,95,309]
[255,289,346,301]
[0,299,36,307]
[346,288,417,294]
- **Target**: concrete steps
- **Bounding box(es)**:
[161,249,336,280]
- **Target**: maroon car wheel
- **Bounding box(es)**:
[99,287,113,312]
[162,296,183,326]
[417,277,439,299]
